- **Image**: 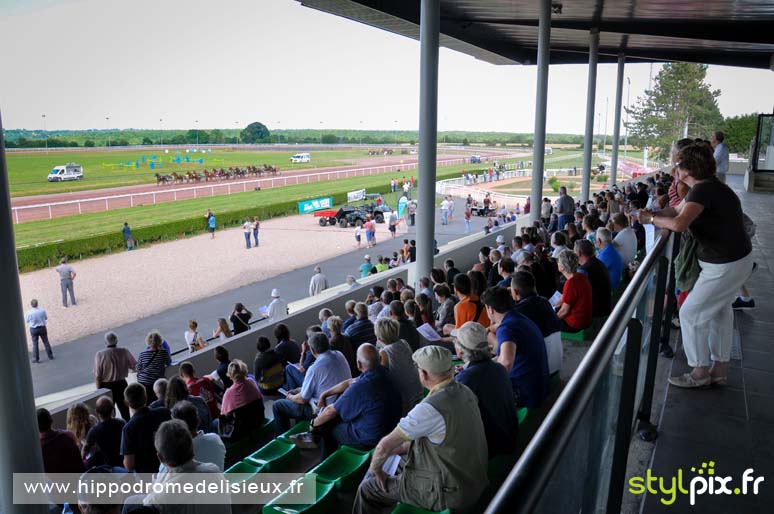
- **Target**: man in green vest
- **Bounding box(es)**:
[353,346,488,514]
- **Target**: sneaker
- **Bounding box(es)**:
[670,317,681,329]
[668,373,711,388]
[732,298,755,310]
[659,344,674,359]
[289,432,319,449]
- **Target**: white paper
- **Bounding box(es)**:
[277,387,289,397]
[258,305,270,317]
[549,291,562,308]
[382,455,401,477]
[417,323,441,342]
[644,224,656,254]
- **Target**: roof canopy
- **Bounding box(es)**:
[299,0,774,69]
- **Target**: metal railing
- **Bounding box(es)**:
[486,228,676,514]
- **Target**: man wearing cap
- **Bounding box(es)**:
[495,234,507,254]
[266,289,288,323]
[482,286,549,408]
[360,255,374,278]
[453,322,519,457]
[353,346,488,514]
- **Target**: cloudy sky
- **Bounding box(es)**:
[1,0,773,134]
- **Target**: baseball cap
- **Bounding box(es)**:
[271,288,280,298]
[453,321,489,351]
[496,235,505,243]
[412,346,452,374]
[364,254,371,260]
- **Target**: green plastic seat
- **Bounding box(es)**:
[517,407,529,425]
[223,417,275,451]
[245,438,299,472]
[277,420,311,444]
[262,475,335,514]
[390,503,451,514]
[224,461,263,482]
[309,446,372,490]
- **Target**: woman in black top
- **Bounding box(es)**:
[230,303,252,335]
[640,141,753,389]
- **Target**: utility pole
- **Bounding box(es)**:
[105,116,110,148]
[159,118,163,146]
[624,77,631,161]
[359,121,363,146]
[319,121,323,145]
[195,120,199,146]
[235,121,240,145]
[41,114,47,153]
[276,121,281,145]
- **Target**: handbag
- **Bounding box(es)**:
[675,231,701,292]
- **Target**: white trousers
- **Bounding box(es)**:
[680,252,753,367]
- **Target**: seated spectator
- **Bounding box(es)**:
[341,300,358,333]
[404,299,418,324]
[453,322,519,457]
[512,236,527,263]
[472,246,492,275]
[121,383,171,473]
[319,308,333,337]
[353,346,488,514]
[212,346,233,391]
[272,333,351,435]
[550,231,569,259]
[252,336,284,394]
[415,293,435,329]
[328,315,358,377]
[136,331,172,404]
[345,302,377,349]
[390,300,421,351]
[520,252,556,299]
[612,213,637,266]
[418,276,434,299]
[170,401,226,472]
[467,269,488,298]
[444,259,460,288]
[311,344,402,457]
[376,291,394,320]
[399,287,415,303]
[37,407,85,474]
[575,239,612,318]
[273,323,301,367]
[66,401,97,453]
[165,376,212,433]
[179,361,220,419]
[487,249,503,286]
[84,396,125,468]
[150,378,168,409]
[184,320,207,353]
[140,420,230,514]
[375,318,423,416]
[434,284,456,328]
[556,250,593,333]
[213,318,233,343]
[286,325,323,389]
[220,359,264,439]
[230,302,253,335]
[596,227,623,290]
[367,288,386,321]
[565,222,580,246]
[449,274,490,330]
[497,257,515,288]
[482,287,549,408]
[511,271,562,375]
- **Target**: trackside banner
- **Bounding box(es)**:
[298,197,333,214]
[347,189,366,202]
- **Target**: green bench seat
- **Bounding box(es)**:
[390,503,451,514]
[245,438,299,473]
[224,461,264,481]
[262,475,335,514]
[309,445,373,490]
[277,420,311,444]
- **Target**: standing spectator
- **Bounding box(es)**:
[612,213,637,266]
[220,360,264,439]
[541,197,552,225]
[37,408,84,474]
[242,217,252,249]
[94,331,136,421]
[206,209,216,239]
[253,336,284,394]
[213,318,233,342]
[273,323,301,367]
[355,225,363,248]
[408,199,417,226]
[252,216,260,247]
[360,255,374,278]
[408,240,417,262]
[309,265,329,296]
[83,396,125,468]
[555,250,593,333]
[575,239,612,318]
[120,383,171,473]
[555,186,575,231]
[596,228,623,290]
[388,210,398,238]
[524,196,531,215]
[712,130,729,184]
[25,299,53,363]
[375,318,423,416]
[136,331,172,404]
[345,302,377,349]
[184,320,207,353]
[55,257,77,307]
[440,196,450,225]
[464,207,472,233]
[122,222,134,250]
[266,288,288,323]
[180,361,220,419]
[229,303,252,335]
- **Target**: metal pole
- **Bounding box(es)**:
[415,0,440,285]
[610,54,625,185]
[624,77,631,161]
[581,29,599,204]
[0,114,48,514]
[530,0,551,223]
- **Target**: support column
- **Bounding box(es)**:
[581,29,599,204]
[530,0,551,223]
[414,0,440,284]
[610,54,625,186]
[0,114,47,514]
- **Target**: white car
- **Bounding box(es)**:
[47,163,84,182]
[290,153,311,163]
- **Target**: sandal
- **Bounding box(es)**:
[710,376,728,386]
[668,373,711,388]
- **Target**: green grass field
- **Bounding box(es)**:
[488,175,607,196]
[6,148,385,197]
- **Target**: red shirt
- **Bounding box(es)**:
[40,429,85,474]
[187,376,220,418]
[561,273,593,330]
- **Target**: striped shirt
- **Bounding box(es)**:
[136,349,171,386]
[344,319,377,348]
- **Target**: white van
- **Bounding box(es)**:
[290,153,311,163]
[47,163,84,182]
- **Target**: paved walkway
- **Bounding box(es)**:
[644,176,774,513]
[30,197,491,398]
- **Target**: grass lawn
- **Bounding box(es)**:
[5,148,389,197]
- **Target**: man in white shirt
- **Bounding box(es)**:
[440,197,450,225]
[612,213,637,266]
[308,265,329,297]
[25,299,53,363]
[712,130,729,184]
[266,288,288,322]
[169,401,225,472]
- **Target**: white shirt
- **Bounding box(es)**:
[440,199,450,211]
[309,273,328,296]
[551,245,569,259]
[397,401,446,445]
[242,221,251,233]
[267,297,288,322]
[193,432,226,471]
[613,227,637,265]
[714,142,729,174]
[25,307,47,328]
[145,460,230,514]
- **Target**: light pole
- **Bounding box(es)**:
[624,77,631,161]
[319,121,323,145]
[596,112,601,154]
[159,118,163,146]
[105,116,110,148]
[394,120,398,145]
[41,114,47,153]
[195,120,199,146]
[603,97,609,156]
[359,121,363,146]
[235,121,239,145]
[276,121,281,145]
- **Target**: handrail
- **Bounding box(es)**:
[485,228,673,514]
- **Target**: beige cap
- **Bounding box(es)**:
[454,321,489,351]
[412,345,452,374]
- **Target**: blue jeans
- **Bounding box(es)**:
[244,232,251,249]
[464,219,471,232]
[441,210,448,225]
[252,229,259,246]
[272,399,314,435]
[558,214,573,232]
[285,364,305,389]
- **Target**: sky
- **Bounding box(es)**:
[1,0,773,135]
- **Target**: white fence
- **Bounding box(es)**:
[12,157,470,223]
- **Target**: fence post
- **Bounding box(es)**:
[194,189,197,199]
[173,191,176,201]
[243,183,246,193]
[228,184,231,194]
[210,187,214,196]
[78,203,82,214]
[48,205,52,219]
[131,195,134,207]
[13,208,18,224]
[105,199,109,210]
[153,193,156,204]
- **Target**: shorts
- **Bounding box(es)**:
[355,235,361,242]
[208,227,215,233]
[389,225,396,233]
